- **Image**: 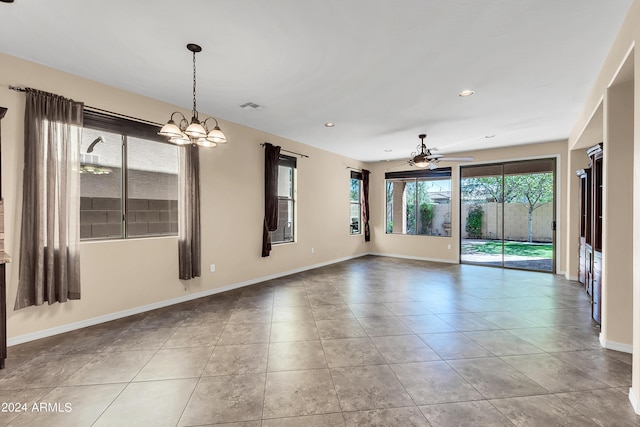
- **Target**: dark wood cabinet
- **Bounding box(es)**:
[577,143,603,324]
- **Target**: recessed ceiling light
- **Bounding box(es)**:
[458,89,475,97]
[324,122,335,127]
[384,149,392,152]
[485,134,496,139]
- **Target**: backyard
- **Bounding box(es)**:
[461,239,554,271]
[461,240,553,258]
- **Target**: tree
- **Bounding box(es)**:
[386,181,393,233]
[461,176,519,203]
[350,178,360,201]
[506,173,553,242]
[419,203,434,234]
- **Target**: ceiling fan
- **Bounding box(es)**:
[408,134,474,169]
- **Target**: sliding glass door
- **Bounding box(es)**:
[460,159,556,272]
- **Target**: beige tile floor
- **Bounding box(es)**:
[1,256,638,426]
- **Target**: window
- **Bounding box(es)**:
[80,111,179,240]
[350,171,362,234]
[385,168,452,237]
[270,155,296,244]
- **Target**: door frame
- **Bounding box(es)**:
[458,156,558,274]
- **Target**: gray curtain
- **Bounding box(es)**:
[15,89,83,309]
[178,143,201,279]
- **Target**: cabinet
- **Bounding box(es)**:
[576,143,603,324]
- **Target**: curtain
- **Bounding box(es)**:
[15,89,83,309]
[362,169,371,242]
[262,143,281,257]
[178,143,201,279]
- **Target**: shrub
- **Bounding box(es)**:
[465,205,483,238]
[419,203,434,234]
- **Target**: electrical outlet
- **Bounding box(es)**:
[447,244,452,250]
[210,264,216,273]
[311,248,315,254]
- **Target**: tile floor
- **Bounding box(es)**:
[0,256,637,426]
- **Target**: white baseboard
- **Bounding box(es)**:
[8,253,369,347]
[564,274,578,281]
[599,332,633,354]
[630,388,640,415]
[367,252,458,264]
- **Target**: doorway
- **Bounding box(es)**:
[460,158,556,273]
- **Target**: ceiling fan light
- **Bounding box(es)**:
[158,120,183,137]
[185,119,207,138]
[206,126,227,143]
[412,154,429,168]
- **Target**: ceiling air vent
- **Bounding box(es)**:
[240,102,263,110]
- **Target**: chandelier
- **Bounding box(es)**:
[159,43,227,147]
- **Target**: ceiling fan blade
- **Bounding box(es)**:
[437,156,474,162]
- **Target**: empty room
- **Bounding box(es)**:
[1,1,640,426]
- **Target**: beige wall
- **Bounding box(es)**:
[0,52,369,340]
[635,43,640,413]
[368,141,568,272]
[602,77,634,347]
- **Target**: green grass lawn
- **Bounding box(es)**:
[462,241,553,258]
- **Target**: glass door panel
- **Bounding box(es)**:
[502,159,555,271]
[460,164,504,267]
[460,159,556,273]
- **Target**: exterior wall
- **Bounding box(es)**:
[460,202,553,242]
[432,204,451,237]
[80,197,178,239]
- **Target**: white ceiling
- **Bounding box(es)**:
[0,0,632,162]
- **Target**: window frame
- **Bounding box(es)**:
[81,110,179,241]
[270,154,297,245]
[350,170,363,235]
[384,168,452,237]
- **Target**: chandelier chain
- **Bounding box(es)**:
[159,43,227,147]
[192,50,197,119]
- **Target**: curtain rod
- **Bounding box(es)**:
[9,85,163,127]
[347,166,362,172]
[84,106,162,127]
[260,143,309,158]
